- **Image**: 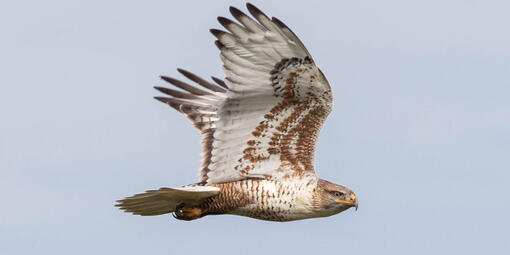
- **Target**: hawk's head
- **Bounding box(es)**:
[314,179,358,217]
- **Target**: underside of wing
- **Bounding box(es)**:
[155,69,227,182]
[156,3,333,184]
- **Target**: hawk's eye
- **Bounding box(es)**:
[333,191,343,197]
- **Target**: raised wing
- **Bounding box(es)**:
[156,3,332,184]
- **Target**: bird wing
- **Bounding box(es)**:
[155,4,333,184]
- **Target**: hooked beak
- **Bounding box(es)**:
[335,193,358,211]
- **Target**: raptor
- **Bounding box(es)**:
[116,3,358,222]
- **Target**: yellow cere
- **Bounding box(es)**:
[350,193,356,200]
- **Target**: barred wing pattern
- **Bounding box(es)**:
[156,4,333,184]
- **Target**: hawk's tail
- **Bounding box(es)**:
[115,185,220,216]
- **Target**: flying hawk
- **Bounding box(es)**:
[116,3,358,222]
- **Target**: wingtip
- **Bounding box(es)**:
[153,86,166,94]
[245,2,257,15]
[217,16,228,23]
[160,75,172,82]
[209,28,225,38]
[176,68,187,75]
[271,16,285,27]
[154,96,169,103]
[229,6,244,18]
[177,67,193,77]
[211,76,228,89]
[246,2,266,18]
[214,40,225,50]
[160,75,180,86]
[246,2,256,10]
[217,16,234,28]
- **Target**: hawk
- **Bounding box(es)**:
[116,3,358,222]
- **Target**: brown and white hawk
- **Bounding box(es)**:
[116,3,358,222]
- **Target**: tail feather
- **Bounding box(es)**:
[116,186,220,216]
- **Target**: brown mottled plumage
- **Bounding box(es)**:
[116,3,358,222]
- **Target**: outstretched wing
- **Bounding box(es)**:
[156,3,333,184]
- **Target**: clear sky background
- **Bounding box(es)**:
[1,0,509,254]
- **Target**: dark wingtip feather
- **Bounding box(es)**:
[217,16,233,28]
[160,75,175,84]
[176,68,188,76]
[209,28,226,38]
[154,96,169,103]
[229,6,246,19]
[160,75,211,95]
[178,68,227,93]
[154,96,181,111]
[155,86,194,99]
[271,16,287,29]
[211,76,228,89]
[176,68,199,80]
[154,86,166,94]
[214,40,224,50]
[245,2,257,12]
[246,3,268,19]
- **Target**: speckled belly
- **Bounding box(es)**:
[205,178,318,221]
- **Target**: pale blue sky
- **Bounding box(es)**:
[1,0,509,254]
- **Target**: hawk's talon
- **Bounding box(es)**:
[173,203,203,221]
